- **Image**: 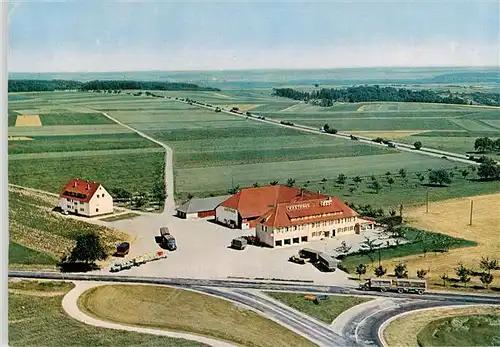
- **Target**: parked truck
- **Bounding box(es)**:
[360,278,426,294]
[231,237,247,250]
[115,242,130,256]
[159,227,177,251]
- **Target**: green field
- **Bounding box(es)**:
[8,281,202,347]
[9,242,57,266]
[417,314,500,347]
[8,133,160,155]
[8,151,164,194]
[266,292,372,324]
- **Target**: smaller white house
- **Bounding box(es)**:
[59,178,113,217]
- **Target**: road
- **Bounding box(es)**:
[170,97,493,166]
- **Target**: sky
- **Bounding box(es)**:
[7,0,500,72]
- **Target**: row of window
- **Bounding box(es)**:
[66,193,105,204]
[270,217,356,234]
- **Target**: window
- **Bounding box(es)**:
[275,240,282,247]
[294,226,297,231]
[102,194,105,197]
[96,208,99,212]
[80,208,84,212]
[350,226,354,231]
[66,198,71,202]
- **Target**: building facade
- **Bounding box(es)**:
[59,178,113,217]
[256,196,371,248]
[176,195,230,219]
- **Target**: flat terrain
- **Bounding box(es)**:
[8,281,202,347]
[8,187,129,269]
[265,292,372,324]
[378,193,500,290]
[78,284,315,347]
[383,305,500,347]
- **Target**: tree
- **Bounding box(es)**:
[270,180,279,186]
[374,265,387,277]
[477,157,500,180]
[480,272,494,288]
[336,174,347,186]
[386,177,395,189]
[398,168,407,180]
[440,273,449,287]
[370,175,377,182]
[494,138,500,151]
[355,264,367,280]
[369,180,382,194]
[323,123,330,132]
[68,232,107,264]
[394,262,408,278]
[353,176,362,185]
[335,241,352,254]
[151,180,165,204]
[228,185,240,194]
[460,169,469,180]
[414,141,422,150]
[474,137,494,153]
[348,186,357,195]
[417,269,428,279]
[286,178,296,187]
[428,169,452,186]
[385,171,392,177]
[455,263,471,287]
[252,182,259,187]
[389,209,397,217]
[479,257,498,274]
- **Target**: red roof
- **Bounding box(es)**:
[59,178,101,203]
[219,185,327,219]
[259,197,358,228]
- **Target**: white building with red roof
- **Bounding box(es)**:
[58,178,113,217]
[255,196,368,247]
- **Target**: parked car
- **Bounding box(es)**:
[110,263,122,272]
[231,237,247,250]
[288,255,306,264]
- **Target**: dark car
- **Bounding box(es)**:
[115,242,130,256]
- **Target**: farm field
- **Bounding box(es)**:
[8,281,201,347]
[383,306,500,347]
[78,284,315,347]
[266,292,372,324]
[8,187,128,269]
[8,151,164,194]
[377,193,500,291]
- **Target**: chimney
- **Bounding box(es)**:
[300,188,303,196]
[73,181,77,188]
[86,184,90,190]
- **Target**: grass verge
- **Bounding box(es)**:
[265,292,372,324]
[100,212,140,222]
[78,284,315,347]
[383,305,500,347]
[8,281,204,347]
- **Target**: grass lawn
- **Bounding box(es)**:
[8,133,160,155]
[339,227,476,275]
[9,242,57,266]
[78,284,315,347]
[417,314,500,347]
[265,292,372,324]
[8,151,164,194]
[383,306,500,347]
[8,187,129,263]
[8,281,204,347]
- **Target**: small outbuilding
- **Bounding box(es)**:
[59,178,113,217]
[176,195,230,219]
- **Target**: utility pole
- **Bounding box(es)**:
[469,200,474,226]
[426,189,430,213]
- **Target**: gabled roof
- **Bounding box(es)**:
[259,197,358,228]
[219,185,327,219]
[59,178,101,203]
[177,195,231,214]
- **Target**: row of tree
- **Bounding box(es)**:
[8,79,220,92]
[272,85,500,106]
[474,137,500,153]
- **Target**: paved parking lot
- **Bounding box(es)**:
[100,214,387,286]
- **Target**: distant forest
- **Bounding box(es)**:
[8,79,220,92]
[273,85,500,107]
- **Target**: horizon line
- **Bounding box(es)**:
[8,65,500,75]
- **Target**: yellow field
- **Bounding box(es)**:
[356,105,369,112]
[8,136,33,141]
[349,130,428,139]
[379,193,500,289]
[384,305,500,347]
[15,115,42,127]
[280,103,303,112]
[211,92,231,99]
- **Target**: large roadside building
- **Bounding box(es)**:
[215,185,373,248]
[58,178,113,217]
